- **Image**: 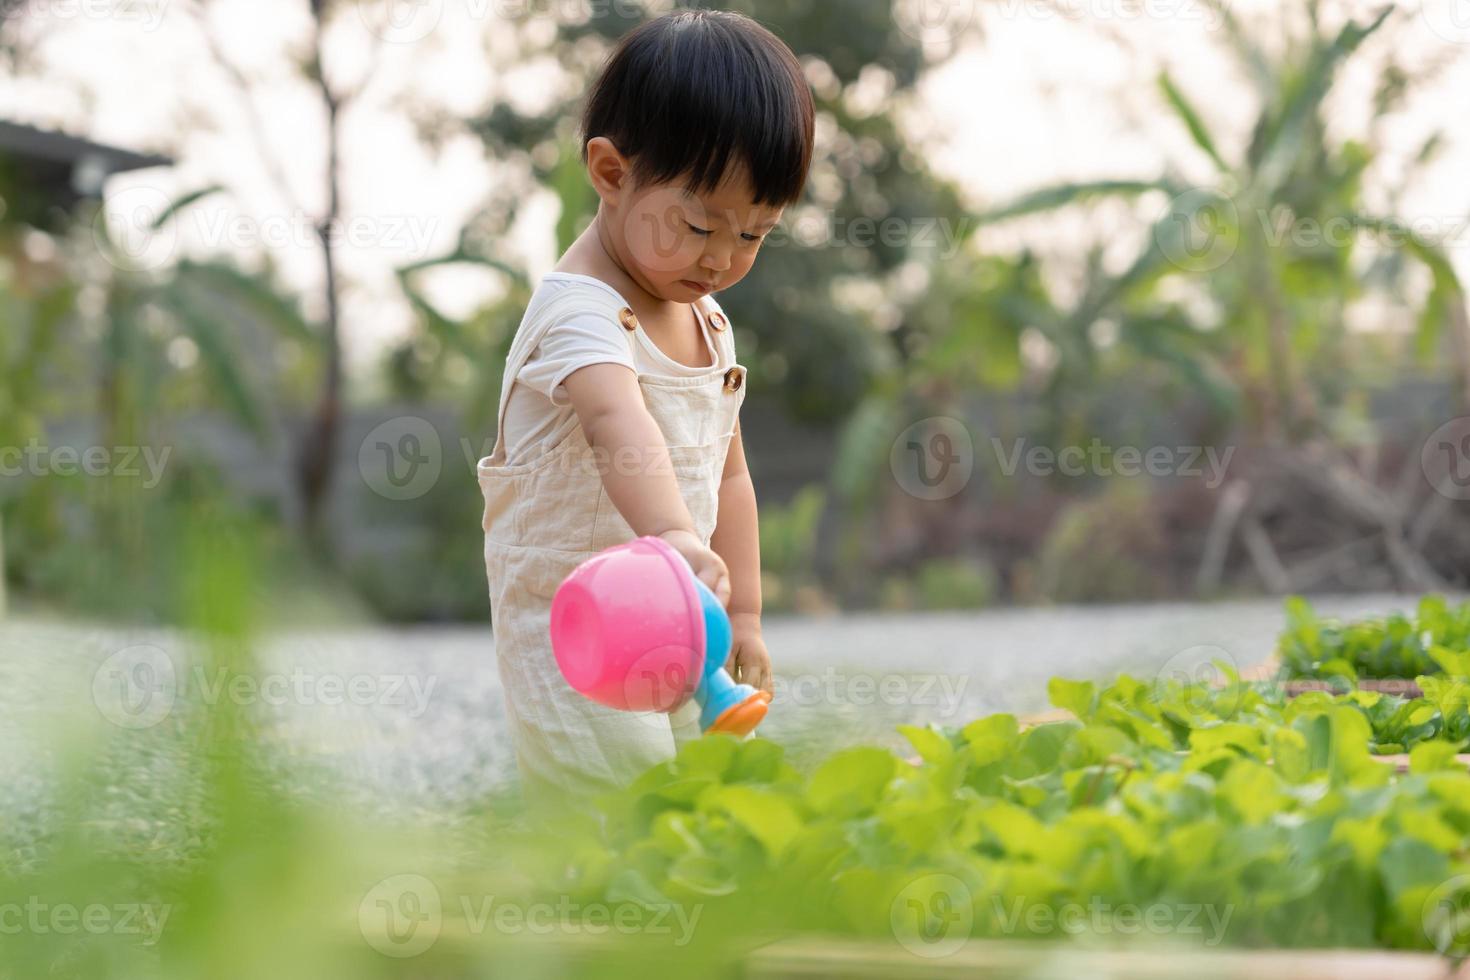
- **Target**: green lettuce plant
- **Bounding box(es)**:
[519,669,1470,957]
[1278,596,1470,683]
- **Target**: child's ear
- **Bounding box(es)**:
[585,137,630,205]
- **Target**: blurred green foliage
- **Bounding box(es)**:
[13,580,1470,977]
[879,557,997,611]
[519,666,1470,957]
[755,484,826,612]
[2,0,1467,621]
[1035,480,1172,604]
[0,190,332,622]
[972,2,1464,443]
[1279,595,1470,683]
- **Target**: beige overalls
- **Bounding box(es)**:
[477,279,748,803]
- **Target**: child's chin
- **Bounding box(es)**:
[651,280,702,302]
[672,278,715,298]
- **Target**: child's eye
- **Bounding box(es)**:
[685,222,712,236]
[741,232,762,242]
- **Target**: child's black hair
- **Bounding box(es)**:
[580,10,815,208]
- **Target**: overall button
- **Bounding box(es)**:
[708,311,728,332]
[723,366,745,393]
[618,307,638,332]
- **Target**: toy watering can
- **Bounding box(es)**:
[549,536,771,736]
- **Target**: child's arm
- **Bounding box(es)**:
[709,420,772,695]
[563,363,732,606]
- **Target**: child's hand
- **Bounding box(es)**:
[658,529,731,608]
[726,613,772,696]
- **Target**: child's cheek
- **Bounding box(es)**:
[624,186,707,274]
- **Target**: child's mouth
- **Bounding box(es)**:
[679,279,714,294]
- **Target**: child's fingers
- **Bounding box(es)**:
[750,655,772,696]
[733,648,772,696]
[715,571,732,608]
[696,565,728,606]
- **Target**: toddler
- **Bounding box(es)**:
[477,10,814,804]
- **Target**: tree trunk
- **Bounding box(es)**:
[1452,291,1470,416]
[0,507,8,619]
[296,9,345,556]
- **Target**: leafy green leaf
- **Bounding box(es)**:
[1158,72,1229,173]
[704,786,803,859]
[899,724,955,765]
[1410,740,1463,775]
[807,748,897,818]
[1048,678,1098,720]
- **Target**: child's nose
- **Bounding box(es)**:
[700,243,732,272]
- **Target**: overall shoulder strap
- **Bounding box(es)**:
[700,295,737,365]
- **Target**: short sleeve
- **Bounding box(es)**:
[516,299,636,407]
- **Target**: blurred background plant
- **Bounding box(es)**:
[1,0,1467,628]
[5,2,1470,977]
[0,173,343,622]
[826,0,1470,605]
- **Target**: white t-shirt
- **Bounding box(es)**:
[499,272,728,466]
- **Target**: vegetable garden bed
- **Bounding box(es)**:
[743,935,1470,979]
[455,596,1470,974]
[362,927,1470,979]
[1281,678,1424,698]
[1275,595,1470,690]
[503,675,1470,969]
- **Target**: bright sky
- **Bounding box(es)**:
[3,0,1468,378]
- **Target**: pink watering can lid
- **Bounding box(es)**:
[550,535,706,711]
